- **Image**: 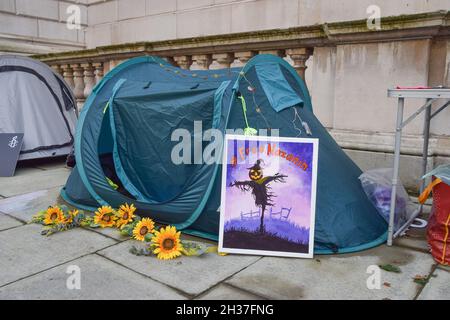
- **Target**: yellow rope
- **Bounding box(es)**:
[441,213,450,265]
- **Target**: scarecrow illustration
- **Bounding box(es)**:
[229,159,287,233]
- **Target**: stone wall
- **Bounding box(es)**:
[5,0,447,54]
[0,0,87,54]
[86,0,450,48]
[310,37,450,191]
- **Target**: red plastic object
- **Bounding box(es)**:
[427,179,450,265]
[395,86,432,90]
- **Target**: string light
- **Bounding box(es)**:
[239,71,271,130]
[156,62,312,136]
[292,107,303,137]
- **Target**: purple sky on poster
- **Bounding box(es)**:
[224,138,314,228]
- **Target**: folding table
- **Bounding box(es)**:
[387,88,450,246]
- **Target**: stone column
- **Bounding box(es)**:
[173,55,192,70]
[210,53,234,69]
[82,63,95,100]
[191,54,212,70]
[61,64,75,90]
[93,62,104,84]
[233,51,257,67]
[70,63,85,108]
[287,48,313,81]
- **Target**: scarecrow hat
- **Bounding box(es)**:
[247,159,264,170]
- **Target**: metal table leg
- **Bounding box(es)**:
[388,97,405,246]
[391,99,433,239]
[421,100,432,193]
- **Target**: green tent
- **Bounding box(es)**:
[61,54,387,254]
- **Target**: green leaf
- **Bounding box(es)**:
[30,210,46,224]
[180,241,217,257]
[413,274,437,286]
[144,233,154,242]
[119,229,128,236]
[379,264,402,273]
[129,246,153,256]
[74,213,85,224]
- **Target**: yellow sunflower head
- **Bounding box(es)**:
[116,203,136,228]
[151,225,182,260]
[94,206,117,228]
[43,206,64,225]
[132,218,155,241]
[63,209,79,224]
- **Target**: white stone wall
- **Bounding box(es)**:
[0,0,87,54]
[309,38,450,190]
[85,0,450,48]
[311,39,450,136]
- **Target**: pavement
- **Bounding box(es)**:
[0,157,448,300]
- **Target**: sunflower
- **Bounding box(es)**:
[132,218,155,241]
[62,209,79,224]
[151,226,183,260]
[43,206,64,225]
[94,206,117,228]
[116,203,136,228]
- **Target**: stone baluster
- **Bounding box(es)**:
[82,63,95,100]
[232,51,256,67]
[93,62,104,84]
[102,59,122,75]
[51,64,62,76]
[70,63,85,109]
[61,64,75,91]
[259,49,286,57]
[210,53,234,69]
[191,54,212,70]
[173,55,192,70]
[286,48,313,81]
[103,61,111,75]
[164,56,176,66]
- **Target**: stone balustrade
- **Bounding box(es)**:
[38,49,312,109]
[32,10,449,111]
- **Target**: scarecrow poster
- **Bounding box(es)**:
[219,135,318,258]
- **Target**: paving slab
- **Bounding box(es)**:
[437,264,450,272]
[0,224,115,287]
[0,168,70,197]
[417,268,450,300]
[88,226,131,242]
[0,213,23,231]
[394,227,430,253]
[0,254,185,300]
[98,240,261,296]
[33,159,67,171]
[197,284,263,300]
[0,187,62,222]
[226,245,436,300]
[9,166,44,177]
